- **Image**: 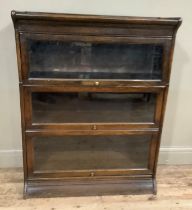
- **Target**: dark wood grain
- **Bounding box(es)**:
[25,178,154,197]
[12,11,181,197]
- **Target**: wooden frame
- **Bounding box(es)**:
[25,133,157,178]
[22,86,164,129]
[12,10,182,197]
[19,33,172,84]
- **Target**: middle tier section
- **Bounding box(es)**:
[22,85,165,130]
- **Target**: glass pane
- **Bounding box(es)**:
[28,40,163,80]
[33,135,151,171]
[32,92,156,123]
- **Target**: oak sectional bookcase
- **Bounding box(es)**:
[11,10,181,197]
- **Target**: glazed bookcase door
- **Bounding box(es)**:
[22,87,164,129]
[19,33,172,84]
[25,133,159,178]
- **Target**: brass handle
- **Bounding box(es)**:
[92,125,97,130]
[81,81,100,86]
[95,81,100,86]
[90,172,95,177]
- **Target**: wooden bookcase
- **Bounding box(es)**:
[11,10,181,197]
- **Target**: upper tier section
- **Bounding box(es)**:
[12,11,182,86]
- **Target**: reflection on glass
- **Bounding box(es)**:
[33,135,151,171]
[32,92,156,123]
[28,40,163,80]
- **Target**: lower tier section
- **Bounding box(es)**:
[25,177,156,198]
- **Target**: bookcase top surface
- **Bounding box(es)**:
[11,10,182,27]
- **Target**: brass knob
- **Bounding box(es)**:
[90,172,95,177]
[95,81,100,86]
[92,125,97,130]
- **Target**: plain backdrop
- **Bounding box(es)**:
[0,0,192,167]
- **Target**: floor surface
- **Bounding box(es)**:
[0,165,192,210]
